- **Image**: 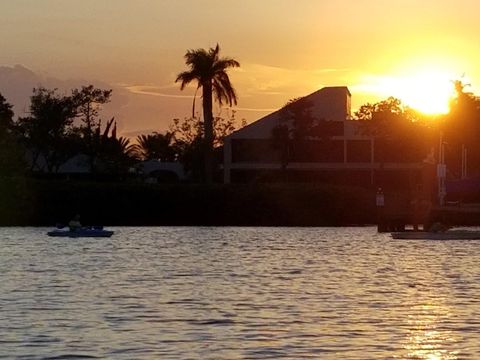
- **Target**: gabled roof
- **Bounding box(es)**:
[228,86,351,140]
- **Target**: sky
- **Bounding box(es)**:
[1,0,479,137]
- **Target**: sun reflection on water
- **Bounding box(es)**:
[405,303,459,360]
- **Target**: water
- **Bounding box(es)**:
[1,226,480,359]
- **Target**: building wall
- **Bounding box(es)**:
[232,139,280,163]
[223,86,424,186]
[346,140,371,163]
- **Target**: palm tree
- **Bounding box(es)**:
[134,132,176,161]
[95,119,137,173]
[176,44,240,183]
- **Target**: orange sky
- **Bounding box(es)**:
[0,0,479,136]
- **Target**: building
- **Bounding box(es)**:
[223,86,427,188]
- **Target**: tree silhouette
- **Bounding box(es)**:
[94,118,136,174]
[446,80,480,174]
[355,97,428,164]
[176,44,240,183]
[355,97,417,137]
[134,132,176,161]
[0,93,14,131]
[271,97,332,169]
[170,113,244,181]
[448,80,479,142]
[17,88,78,172]
[71,85,112,172]
[0,93,25,174]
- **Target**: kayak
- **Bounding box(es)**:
[47,228,114,238]
[391,230,480,240]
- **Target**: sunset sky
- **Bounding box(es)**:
[1,0,479,137]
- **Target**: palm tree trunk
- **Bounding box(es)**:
[202,81,214,184]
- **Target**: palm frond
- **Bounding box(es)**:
[212,58,240,74]
[175,71,197,90]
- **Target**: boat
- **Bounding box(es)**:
[391,230,480,240]
[47,228,114,238]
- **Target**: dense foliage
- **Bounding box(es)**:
[354,96,434,163]
[0,94,25,174]
[444,80,480,176]
[0,83,244,181]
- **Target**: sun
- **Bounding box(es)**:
[382,70,457,115]
[357,68,459,115]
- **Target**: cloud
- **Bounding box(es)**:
[0,64,129,117]
[0,64,139,133]
[233,62,353,99]
[124,83,278,113]
[126,85,193,98]
[0,64,356,136]
[0,64,43,115]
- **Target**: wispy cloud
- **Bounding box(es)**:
[125,85,193,98]
[125,84,278,112]
[234,63,353,98]
[239,63,350,74]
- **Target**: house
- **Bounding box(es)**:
[223,86,429,188]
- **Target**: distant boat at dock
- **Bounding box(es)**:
[47,228,114,238]
[391,229,480,240]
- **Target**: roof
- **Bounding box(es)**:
[228,86,351,140]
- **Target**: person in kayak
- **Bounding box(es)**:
[68,214,82,231]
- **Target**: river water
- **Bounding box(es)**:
[1,226,480,359]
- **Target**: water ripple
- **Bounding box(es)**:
[1,226,480,359]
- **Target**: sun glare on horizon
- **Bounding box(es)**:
[358,69,460,115]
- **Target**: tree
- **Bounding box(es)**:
[271,97,332,169]
[169,112,245,181]
[355,97,429,164]
[71,85,112,134]
[0,93,25,174]
[134,132,176,161]
[91,117,137,174]
[445,80,480,174]
[171,110,244,147]
[212,111,246,147]
[14,85,130,176]
[176,44,240,183]
[355,97,417,137]
[0,93,14,131]
[17,88,78,173]
[447,81,480,142]
[98,135,136,174]
[71,85,112,172]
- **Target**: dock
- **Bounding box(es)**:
[377,202,480,233]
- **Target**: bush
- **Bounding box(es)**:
[0,178,376,226]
